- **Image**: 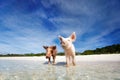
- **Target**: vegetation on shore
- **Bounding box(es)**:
[0,44,120,57]
[81,44,120,55]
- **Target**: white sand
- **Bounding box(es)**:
[0,54,120,62]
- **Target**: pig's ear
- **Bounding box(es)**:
[58,35,62,41]
[52,46,56,50]
[70,32,76,42]
[43,46,48,49]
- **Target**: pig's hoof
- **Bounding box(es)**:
[65,64,69,67]
[48,62,51,64]
[73,63,76,66]
[52,63,56,65]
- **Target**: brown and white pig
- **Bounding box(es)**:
[43,46,57,64]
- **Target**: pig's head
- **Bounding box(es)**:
[59,32,76,49]
[43,46,56,58]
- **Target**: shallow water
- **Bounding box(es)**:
[0,59,120,80]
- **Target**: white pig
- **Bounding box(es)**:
[59,32,76,67]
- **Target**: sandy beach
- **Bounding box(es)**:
[0,54,120,62]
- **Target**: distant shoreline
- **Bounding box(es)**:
[0,53,119,57]
[1,44,119,56]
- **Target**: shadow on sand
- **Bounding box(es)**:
[43,61,48,65]
[56,62,66,66]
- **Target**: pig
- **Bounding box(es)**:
[59,32,76,67]
[43,46,57,64]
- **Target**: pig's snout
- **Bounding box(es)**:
[60,41,65,45]
[46,53,51,58]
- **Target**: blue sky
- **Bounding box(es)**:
[0,0,120,54]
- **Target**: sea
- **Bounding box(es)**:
[0,58,120,80]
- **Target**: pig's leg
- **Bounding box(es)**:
[48,58,51,64]
[72,55,76,66]
[52,56,56,64]
[66,55,70,67]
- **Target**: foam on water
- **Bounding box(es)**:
[0,59,120,80]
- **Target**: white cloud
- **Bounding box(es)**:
[0,12,59,53]
[0,0,120,53]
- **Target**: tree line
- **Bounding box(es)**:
[0,44,120,56]
[81,44,120,55]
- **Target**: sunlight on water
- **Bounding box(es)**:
[0,59,120,80]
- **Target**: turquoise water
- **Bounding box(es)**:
[0,59,120,80]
